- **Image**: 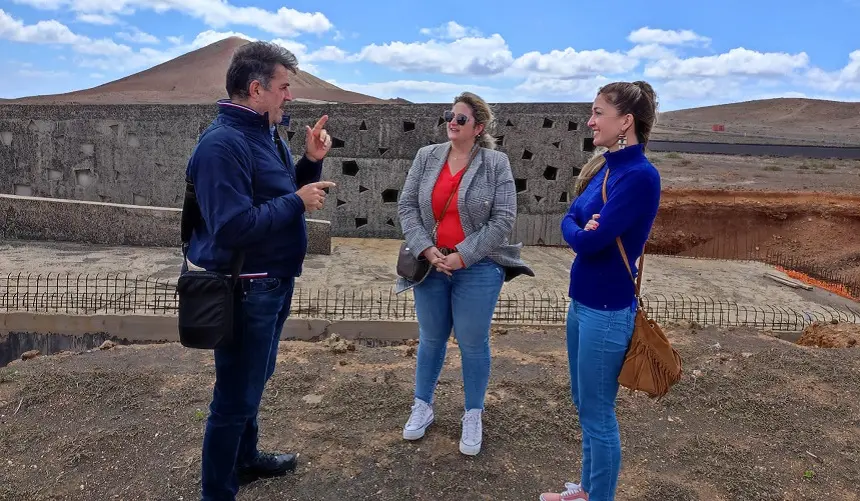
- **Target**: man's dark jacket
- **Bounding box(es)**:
[184,100,323,279]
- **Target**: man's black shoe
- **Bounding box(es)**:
[237,452,298,485]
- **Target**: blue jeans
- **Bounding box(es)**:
[412,258,505,410]
[201,277,295,501]
[566,299,635,501]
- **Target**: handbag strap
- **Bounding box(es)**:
[600,168,644,297]
[431,144,481,237]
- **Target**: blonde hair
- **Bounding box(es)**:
[572,81,659,196]
[453,91,497,150]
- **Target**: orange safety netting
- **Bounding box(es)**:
[775,266,859,302]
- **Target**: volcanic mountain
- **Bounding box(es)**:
[4,37,404,105]
[655,98,860,145]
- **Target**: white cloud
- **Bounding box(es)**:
[357,34,514,75]
[510,48,637,78]
[11,0,334,37]
[627,43,677,61]
[645,47,810,78]
[76,13,118,25]
[515,75,611,99]
[628,27,711,46]
[420,21,481,40]
[166,35,182,45]
[329,78,503,102]
[0,8,83,44]
[117,28,159,44]
[806,50,860,92]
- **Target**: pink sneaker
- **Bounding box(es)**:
[539,482,588,501]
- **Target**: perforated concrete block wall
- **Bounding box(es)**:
[0,102,593,245]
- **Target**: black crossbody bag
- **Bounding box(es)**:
[175,179,245,349]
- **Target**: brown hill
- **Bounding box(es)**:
[4,37,400,105]
[655,98,860,146]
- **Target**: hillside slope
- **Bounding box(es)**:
[4,37,398,105]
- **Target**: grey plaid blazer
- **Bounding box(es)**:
[398,142,534,281]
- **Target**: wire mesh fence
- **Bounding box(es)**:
[1,272,857,331]
[648,240,860,301]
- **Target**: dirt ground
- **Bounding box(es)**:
[0,324,858,500]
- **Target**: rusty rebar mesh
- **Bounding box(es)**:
[1,268,857,331]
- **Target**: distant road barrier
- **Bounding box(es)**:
[648,140,860,160]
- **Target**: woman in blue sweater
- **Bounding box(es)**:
[540,81,660,501]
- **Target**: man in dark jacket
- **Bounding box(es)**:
[184,41,335,500]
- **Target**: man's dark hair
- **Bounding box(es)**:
[226,41,299,99]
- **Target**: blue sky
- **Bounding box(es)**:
[1,0,857,110]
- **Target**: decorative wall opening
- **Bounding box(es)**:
[378,147,389,156]
[342,160,359,176]
[109,124,119,135]
[583,138,595,152]
[336,199,346,207]
[13,184,32,196]
[403,121,416,132]
[0,131,13,146]
[359,121,367,131]
[495,135,505,146]
[552,141,561,149]
[381,189,399,203]
[385,218,396,227]
[543,166,558,180]
[354,217,368,228]
[74,169,94,187]
[535,195,543,203]
[522,149,533,160]
[47,169,63,181]
[559,192,570,203]
[515,178,528,193]
[359,185,369,193]
[542,118,554,128]
[287,131,295,141]
[505,119,514,127]
[568,121,578,131]
[437,117,446,127]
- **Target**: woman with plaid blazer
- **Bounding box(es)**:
[397,92,533,456]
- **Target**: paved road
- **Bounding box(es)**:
[649,140,860,159]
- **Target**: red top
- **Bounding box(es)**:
[431,161,466,250]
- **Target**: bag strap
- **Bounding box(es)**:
[600,168,644,297]
[431,144,481,238]
[181,180,245,284]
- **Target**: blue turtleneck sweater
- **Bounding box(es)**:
[561,143,661,310]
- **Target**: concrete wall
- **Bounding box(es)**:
[0,194,332,255]
[0,102,594,245]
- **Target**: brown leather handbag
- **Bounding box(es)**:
[601,168,683,399]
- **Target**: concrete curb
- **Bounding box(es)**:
[0,312,419,342]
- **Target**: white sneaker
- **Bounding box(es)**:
[459,409,483,455]
[403,398,434,440]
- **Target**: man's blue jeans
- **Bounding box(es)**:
[412,258,505,410]
[201,277,295,501]
[566,299,635,501]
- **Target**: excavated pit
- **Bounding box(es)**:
[648,190,860,294]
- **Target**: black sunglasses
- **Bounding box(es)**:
[443,111,470,126]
